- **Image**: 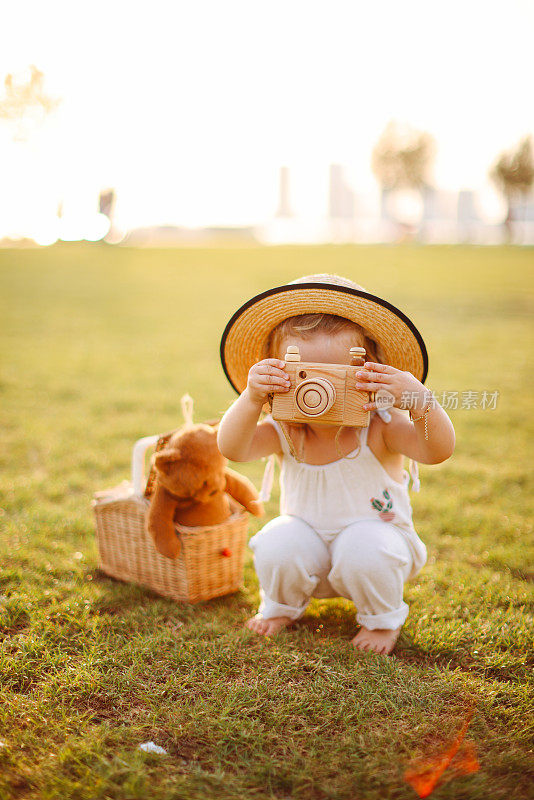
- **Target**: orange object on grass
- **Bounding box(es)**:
[404,705,479,798]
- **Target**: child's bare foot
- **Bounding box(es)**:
[351,626,401,655]
[245,615,292,636]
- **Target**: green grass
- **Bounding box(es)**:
[0,242,533,799]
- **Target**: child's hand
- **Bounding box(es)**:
[246,359,291,406]
[354,362,429,413]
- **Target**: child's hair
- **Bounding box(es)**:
[265,313,385,364]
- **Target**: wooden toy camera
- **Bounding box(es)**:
[271,345,372,427]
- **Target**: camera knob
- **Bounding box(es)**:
[284,345,301,362]
[350,346,366,366]
[295,378,336,417]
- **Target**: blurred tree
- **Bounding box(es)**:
[371,121,436,238]
[99,189,116,221]
[0,65,60,142]
[490,135,534,242]
[99,188,116,242]
[372,121,436,191]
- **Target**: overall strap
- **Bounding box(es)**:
[371,408,421,492]
[258,454,276,503]
[407,459,421,492]
[359,420,371,448]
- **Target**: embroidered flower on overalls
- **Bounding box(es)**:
[370,489,395,522]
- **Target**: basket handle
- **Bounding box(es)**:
[132,435,160,497]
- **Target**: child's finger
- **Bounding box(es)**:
[355,369,390,385]
[255,375,290,389]
[364,362,394,372]
[257,365,290,381]
[260,359,287,369]
[355,381,383,391]
[270,384,291,393]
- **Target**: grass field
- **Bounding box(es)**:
[0,243,533,800]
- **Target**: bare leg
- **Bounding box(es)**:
[245,615,292,636]
[351,626,401,655]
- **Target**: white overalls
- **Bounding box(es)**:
[249,412,428,630]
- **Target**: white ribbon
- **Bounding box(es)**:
[375,407,392,423]
[408,458,421,492]
[258,454,276,503]
[180,393,194,426]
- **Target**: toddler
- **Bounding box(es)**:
[218,274,455,655]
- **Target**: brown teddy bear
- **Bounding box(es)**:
[147,423,264,559]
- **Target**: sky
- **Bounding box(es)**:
[0,0,532,238]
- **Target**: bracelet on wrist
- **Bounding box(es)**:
[409,392,433,420]
[408,392,435,441]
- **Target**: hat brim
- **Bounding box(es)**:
[220,282,428,393]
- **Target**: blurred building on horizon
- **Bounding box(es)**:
[257,165,534,246]
[1,162,534,248]
[276,166,293,218]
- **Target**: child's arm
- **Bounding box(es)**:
[381,404,455,464]
[356,362,455,464]
[217,358,290,462]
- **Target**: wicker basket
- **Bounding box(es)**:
[92,432,250,603]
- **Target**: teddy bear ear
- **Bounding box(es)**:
[155,448,181,474]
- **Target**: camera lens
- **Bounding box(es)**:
[295,379,336,416]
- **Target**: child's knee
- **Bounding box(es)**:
[249,515,329,574]
[329,521,412,584]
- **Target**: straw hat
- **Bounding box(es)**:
[220,274,428,393]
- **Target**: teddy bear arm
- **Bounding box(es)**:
[147,482,181,559]
[224,468,264,517]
